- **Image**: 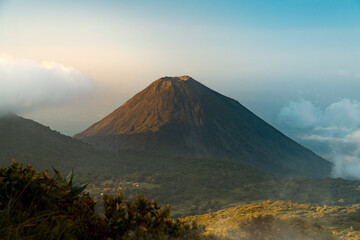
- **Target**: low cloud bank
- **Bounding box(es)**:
[278,98,360,179]
[0,57,94,114]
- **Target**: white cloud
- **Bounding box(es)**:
[0,56,94,113]
[323,99,360,130]
[334,69,360,79]
[278,99,322,129]
[278,98,360,179]
[302,134,346,143]
[349,130,360,145]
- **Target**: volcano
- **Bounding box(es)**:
[75,76,332,178]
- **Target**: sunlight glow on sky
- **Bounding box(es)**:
[1,0,360,136]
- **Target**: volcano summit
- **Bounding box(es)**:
[75,76,331,178]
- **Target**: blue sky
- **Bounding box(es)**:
[1,0,359,126]
[1,0,360,177]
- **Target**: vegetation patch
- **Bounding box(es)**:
[0,161,207,240]
[184,200,360,239]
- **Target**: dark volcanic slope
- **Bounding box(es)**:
[0,114,117,176]
[75,76,332,178]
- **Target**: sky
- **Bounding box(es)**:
[1,0,360,177]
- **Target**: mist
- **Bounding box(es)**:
[0,56,94,115]
[278,98,360,179]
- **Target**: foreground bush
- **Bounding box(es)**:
[0,161,203,240]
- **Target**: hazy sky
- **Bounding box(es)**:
[1,0,360,177]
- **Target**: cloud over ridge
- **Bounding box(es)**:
[0,56,94,114]
[278,98,360,179]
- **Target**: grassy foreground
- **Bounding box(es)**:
[184,200,360,239]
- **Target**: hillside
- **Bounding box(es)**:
[75,76,331,178]
[0,114,118,177]
[184,201,360,239]
[2,114,360,217]
[0,114,278,216]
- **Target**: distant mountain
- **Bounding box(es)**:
[75,76,332,178]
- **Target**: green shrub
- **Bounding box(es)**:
[0,161,105,240]
[103,193,202,239]
[0,161,205,240]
